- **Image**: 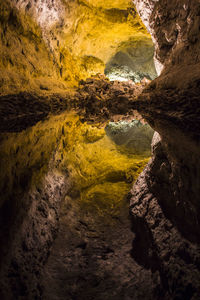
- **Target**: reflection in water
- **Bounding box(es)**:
[105,120,154,156]
[0,112,152,216]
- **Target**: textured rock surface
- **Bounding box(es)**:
[130,134,200,299]
[0,0,67,95]
[134,0,200,76]
[0,0,151,94]
[129,0,200,298]
[0,170,70,299]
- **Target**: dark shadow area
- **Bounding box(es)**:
[130,214,160,271]
[0,93,71,132]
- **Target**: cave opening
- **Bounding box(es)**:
[104,37,157,82]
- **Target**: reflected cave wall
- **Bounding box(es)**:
[130,0,200,298]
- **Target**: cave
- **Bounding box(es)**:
[0,0,200,299]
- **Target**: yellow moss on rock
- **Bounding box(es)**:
[54,0,150,85]
[60,1,148,63]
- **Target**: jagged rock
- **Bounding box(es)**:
[74,74,148,124]
[129,131,200,299]
[0,171,70,299]
[129,1,200,298]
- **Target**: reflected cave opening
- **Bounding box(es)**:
[105,120,154,157]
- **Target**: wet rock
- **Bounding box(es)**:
[129,1,200,298]
[0,92,72,132]
[0,171,70,299]
[74,74,148,124]
[130,142,200,299]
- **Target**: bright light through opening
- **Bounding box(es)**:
[106,74,140,82]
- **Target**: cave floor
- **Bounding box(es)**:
[42,195,154,300]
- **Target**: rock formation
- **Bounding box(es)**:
[129,0,200,298]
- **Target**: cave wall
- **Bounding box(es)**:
[132,0,200,239]
[129,0,200,298]
[134,0,200,77]
[0,0,152,94]
[0,0,64,95]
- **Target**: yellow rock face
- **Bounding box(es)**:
[0,0,151,93]
[58,0,150,84]
[79,0,133,9]
[0,0,67,95]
